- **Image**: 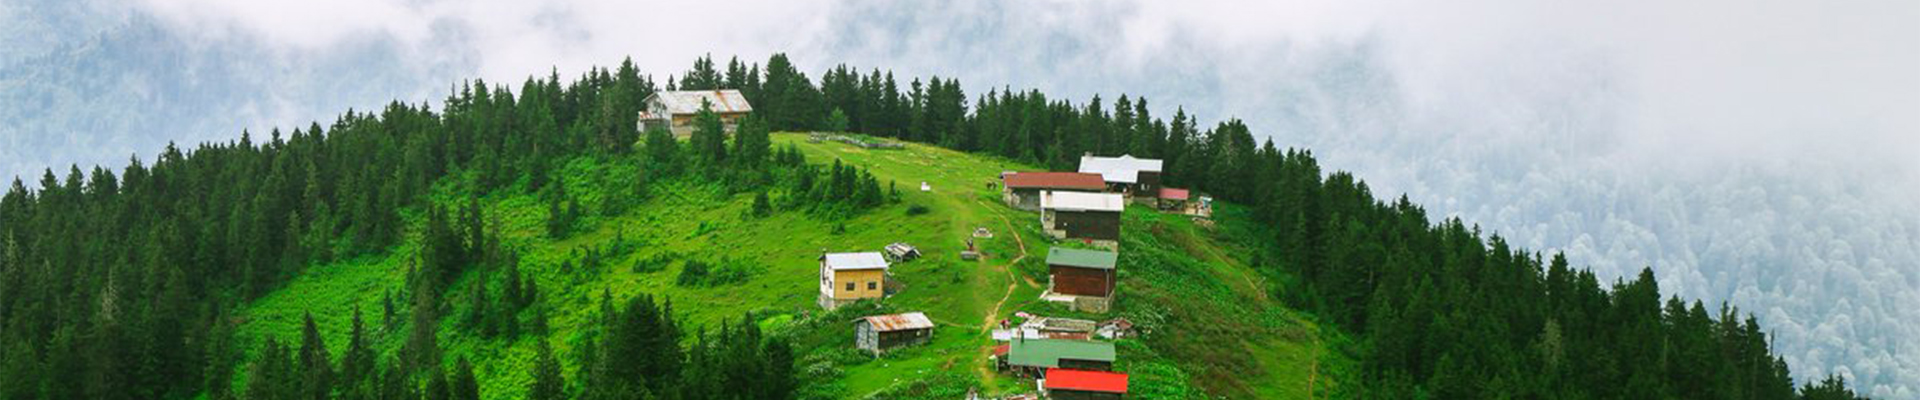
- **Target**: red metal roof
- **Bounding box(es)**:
[1045,368,1129,393]
[1004,172,1107,190]
[1158,187,1191,200]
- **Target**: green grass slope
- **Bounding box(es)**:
[230,133,1351,399]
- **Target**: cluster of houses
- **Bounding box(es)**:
[1003,155,1212,248]
[968,154,1199,399]
[986,314,1138,399]
[643,89,1150,397]
[998,154,1208,314]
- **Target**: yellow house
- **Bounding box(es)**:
[819,252,891,310]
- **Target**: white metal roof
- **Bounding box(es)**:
[822,252,890,271]
[1040,191,1126,212]
[648,89,753,115]
[1077,155,1163,184]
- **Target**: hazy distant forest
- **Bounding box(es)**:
[0,53,1871,399]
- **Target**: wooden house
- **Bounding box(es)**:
[1001,172,1108,211]
[1005,338,1117,376]
[854,312,935,354]
[1040,191,1125,249]
[637,90,753,137]
[818,252,890,310]
[1046,248,1118,298]
[1077,155,1163,196]
[1044,368,1129,400]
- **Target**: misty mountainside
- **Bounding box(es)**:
[3,0,1913,397]
[0,51,1879,399]
[0,0,466,189]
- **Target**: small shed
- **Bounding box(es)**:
[1039,191,1125,249]
[884,242,922,262]
[855,312,935,354]
[1095,319,1136,339]
[1046,248,1119,297]
[1045,368,1130,400]
[1155,187,1190,208]
[1005,339,1117,376]
[1001,172,1108,210]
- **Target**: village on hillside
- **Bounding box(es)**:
[639,89,1223,399]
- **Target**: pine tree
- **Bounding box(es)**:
[449,358,480,400]
[530,338,565,400]
[297,312,334,400]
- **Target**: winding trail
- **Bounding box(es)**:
[973,201,1032,387]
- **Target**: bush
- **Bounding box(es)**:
[905,204,930,216]
[675,259,755,287]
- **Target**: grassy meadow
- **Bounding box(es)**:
[229,133,1350,399]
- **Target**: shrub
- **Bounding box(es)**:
[905,204,930,216]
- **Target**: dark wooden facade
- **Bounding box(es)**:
[1049,265,1116,297]
[1132,171,1160,195]
[1059,358,1113,371]
[1050,210,1121,242]
[1050,390,1124,400]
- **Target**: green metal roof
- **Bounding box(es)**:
[1006,339,1117,368]
[1046,247,1118,270]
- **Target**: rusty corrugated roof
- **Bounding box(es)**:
[859,312,934,332]
[1003,172,1107,190]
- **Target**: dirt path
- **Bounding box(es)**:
[973,203,1032,387]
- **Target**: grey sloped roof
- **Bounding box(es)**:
[649,89,753,115]
[1078,155,1163,184]
[822,252,890,271]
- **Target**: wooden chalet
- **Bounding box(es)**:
[818,252,890,310]
[637,89,753,137]
[1046,247,1118,298]
[1039,191,1125,249]
[1077,155,1163,196]
[855,312,934,354]
[1001,172,1108,211]
[1044,368,1129,400]
[1004,338,1117,376]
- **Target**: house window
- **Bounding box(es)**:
[868,282,878,290]
[846,282,855,291]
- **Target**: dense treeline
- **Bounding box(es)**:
[0,52,1869,399]
[773,59,1871,398]
[0,53,884,399]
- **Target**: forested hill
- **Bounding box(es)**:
[0,53,1871,399]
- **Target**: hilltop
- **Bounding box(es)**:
[0,53,1870,400]
[230,133,1349,399]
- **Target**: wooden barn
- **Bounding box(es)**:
[854,312,935,354]
[1046,247,1119,298]
[636,89,753,137]
[1040,191,1125,249]
[1044,368,1130,400]
[1001,172,1108,211]
[818,252,890,310]
[1005,338,1117,376]
[1077,155,1163,196]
